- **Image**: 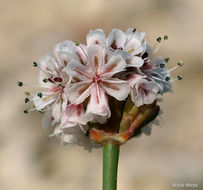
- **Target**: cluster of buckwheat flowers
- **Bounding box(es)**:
[18,28,183,150]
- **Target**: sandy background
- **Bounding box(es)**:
[0,0,203,190]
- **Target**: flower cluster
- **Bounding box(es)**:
[18,28,183,150]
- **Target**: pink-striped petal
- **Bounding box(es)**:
[101,78,130,101]
[131,79,159,106]
[64,59,93,81]
[65,81,94,104]
[100,54,126,77]
[87,45,104,75]
[127,73,143,87]
[85,85,111,124]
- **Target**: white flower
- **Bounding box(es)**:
[86,28,146,68]
[128,74,159,107]
[33,41,84,121]
[65,44,130,123]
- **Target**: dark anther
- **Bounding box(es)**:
[33,62,38,67]
[164,35,168,40]
[43,79,48,83]
[37,93,42,98]
[24,110,28,114]
[164,57,170,62]
[25,97,29,103]
[17,81,23,87]
[165,76,170,81]
[157,37,161,43]
[160,63,165,68]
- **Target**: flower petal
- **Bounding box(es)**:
[101,78,130,101]
[52,100,62,121]
[86,29,106,47]
[85,85,111,124]
[38,53,59,75]
[60,104,87,130]
[100,54,126,77]
[126,56,144,68]
[42,110,54,129]
[54,40,80,63]
[75,44,87,64]
[107,29,126,50]
[64,59,93,81]
[65,81,93,104]
[87,45,104,75]
[125,29,146,55]
[131,79,159,106]
[127,74,144,87]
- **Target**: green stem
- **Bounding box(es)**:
[103,143,120,190]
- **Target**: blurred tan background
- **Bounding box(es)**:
[0,0,203,190]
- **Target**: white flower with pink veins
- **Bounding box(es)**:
[64,44,130,124]
[86,28,146,68]
[33,41,85,122]
[127,74,159,107]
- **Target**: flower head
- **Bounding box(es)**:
[19,28,183,149]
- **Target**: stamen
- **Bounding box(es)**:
[43,79,48,83]
[21,83,49,88]
[37,93,43,98]
[164,57,170,63]
[151,75,166,82]
[23,110,28,114]
[164,35,168,40]
[25,97,29,103]
[165,76,170,81]
[177,60,184,66]
[177,75,183,80]
[160,63,165,68]
[132,28,136,33]
[33,62,38,67]
[17,81,23,87]
[162,61,184,74]
[157,37,162,43]
[150,36,168,59]
[151,71,166,79]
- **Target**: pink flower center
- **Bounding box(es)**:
[93,75,101,83]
